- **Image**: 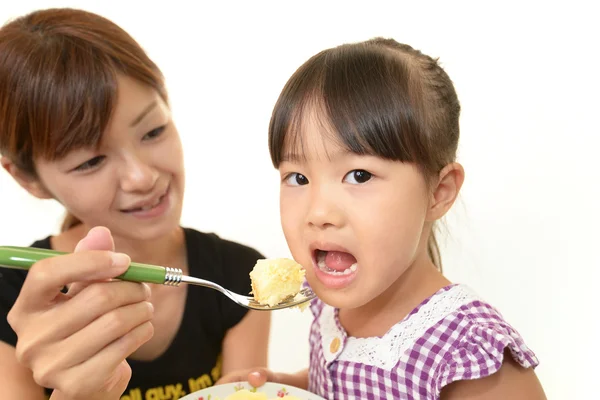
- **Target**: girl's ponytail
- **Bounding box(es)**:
[427,229,442,271]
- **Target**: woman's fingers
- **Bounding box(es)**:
[58,299,154,367]
[14,226,126,311]
[10,250,130,316]
[53,281,151,340]
[13,280,152,371]
[49,322,154,399]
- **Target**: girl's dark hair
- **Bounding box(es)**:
[268,38,461,270]
[0,8,167,231]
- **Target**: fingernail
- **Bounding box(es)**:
[111,253,130,268]
[142,283,152,298]
[249,371,261,379]
[74,240,85,252]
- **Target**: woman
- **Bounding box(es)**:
[0,8,270,399]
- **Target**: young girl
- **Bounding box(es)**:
[0,8,270,399]
[220,38,546,399]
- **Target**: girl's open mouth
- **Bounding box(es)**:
[315,249,358,275]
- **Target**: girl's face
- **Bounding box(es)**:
[33,75,185,241]
[278,111,436,310]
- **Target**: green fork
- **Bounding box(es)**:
[0,246,315,311]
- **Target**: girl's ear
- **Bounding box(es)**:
[426,162,464,221]
[1,157,53,199]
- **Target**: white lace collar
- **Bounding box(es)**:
[318,284,481,369]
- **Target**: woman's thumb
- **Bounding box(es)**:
[75,226,115,252]
[67,226,117,297]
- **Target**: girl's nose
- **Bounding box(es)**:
[306,186,345,229]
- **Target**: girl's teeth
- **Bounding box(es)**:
[344,263,357,275]
[340,263,357,275]
[317,252,327,269]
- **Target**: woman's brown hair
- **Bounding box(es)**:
[0,8,168,231]
[268,38,461,270]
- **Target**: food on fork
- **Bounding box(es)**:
[250,258,305,307]
[225,389,301,400]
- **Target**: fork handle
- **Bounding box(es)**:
[0,246,180,285]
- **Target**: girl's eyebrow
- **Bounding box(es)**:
[281,149,353,163]
[280,152,303,163]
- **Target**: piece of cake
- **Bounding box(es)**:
[250,258,305,307]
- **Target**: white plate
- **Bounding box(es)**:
[179,381,326,400]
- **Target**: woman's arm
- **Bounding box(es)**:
[441,352,546,400]
[221,310,271,374]
[0,341,45,399]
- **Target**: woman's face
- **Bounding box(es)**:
[33,75,186,241]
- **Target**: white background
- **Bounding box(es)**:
[1,1,598,398]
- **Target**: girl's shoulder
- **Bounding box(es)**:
[397,284,540,395]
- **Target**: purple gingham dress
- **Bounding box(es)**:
[308,284,538,399]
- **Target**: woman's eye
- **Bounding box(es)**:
[143,125,166,140]
[343,169,372,184]
[74,156,105,172]
[284,173,309,186]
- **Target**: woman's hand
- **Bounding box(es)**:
[7,227,155,400]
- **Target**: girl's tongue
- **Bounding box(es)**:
[318,250,357,272]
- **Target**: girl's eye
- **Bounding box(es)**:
[73,156,105,172]
[284,173,309,186]
[143,125,166,140]
[343,169,372,184]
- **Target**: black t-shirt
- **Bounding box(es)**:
[0,228,264,399]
